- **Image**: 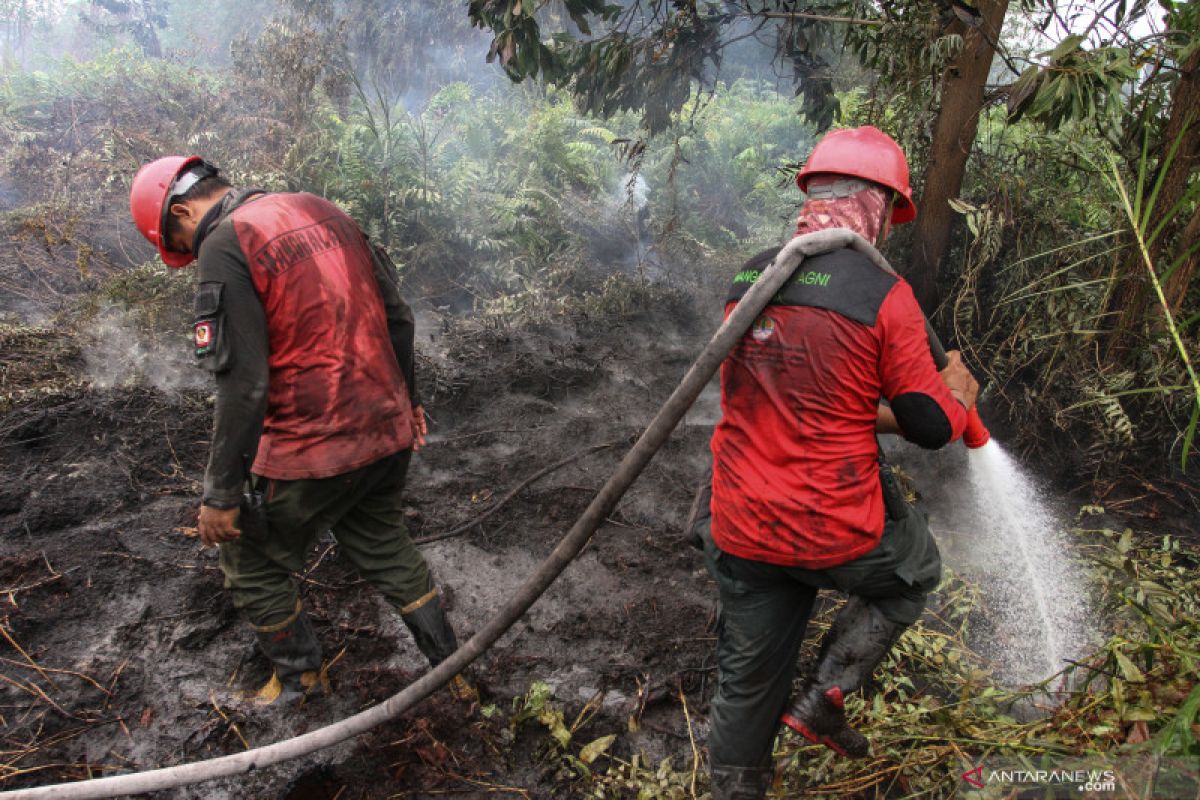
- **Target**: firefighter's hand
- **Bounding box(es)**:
[411,404,427,451]
[940,350,980,409]
[198,504,241,548]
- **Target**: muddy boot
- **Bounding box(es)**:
[780,597,903,758]
[251,603,328,706]
[709,761,774,800]
[400,588,477,702]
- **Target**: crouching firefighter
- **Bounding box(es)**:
[691,127,980,798]
[129,157,475,705]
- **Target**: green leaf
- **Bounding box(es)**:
[579,733,617,764]
[1007,65,1042,118]
[539,707,572,748]
[1124,706,1157,721]
[1154,681,1200,756]
[1047,35,1085,63]
[1113,649,1146,683]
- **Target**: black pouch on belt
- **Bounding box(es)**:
[878,455,909,523]
[238,456,269,538]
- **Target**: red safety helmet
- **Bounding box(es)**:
[130,155,208,268]
[796,126,917,225]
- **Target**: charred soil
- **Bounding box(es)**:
[0,304,723,799]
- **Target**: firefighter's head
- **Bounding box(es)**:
[130,157,231,267]
[796,126,916,243]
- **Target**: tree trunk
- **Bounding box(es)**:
[1163,203,1200,315]
[1104,46,1200,355]
[1157,49,1200,319]
[905,0,1009,314]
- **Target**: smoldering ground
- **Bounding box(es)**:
[0,299,723,798]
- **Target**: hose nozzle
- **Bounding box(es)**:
[962,406,990,449]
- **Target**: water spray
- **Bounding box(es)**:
[856,256,1088,684]
[916,319,1086,684]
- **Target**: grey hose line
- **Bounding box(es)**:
[2,227,865,800]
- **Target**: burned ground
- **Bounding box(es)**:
[0,303,728,799]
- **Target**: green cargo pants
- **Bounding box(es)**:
[219,450,432,628]
[701,502,941,770]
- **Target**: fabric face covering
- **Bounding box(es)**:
[794,177,890,243]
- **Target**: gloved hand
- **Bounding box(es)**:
[939,350,979,409]
[198,504,240,547]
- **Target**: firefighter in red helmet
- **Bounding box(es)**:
[695,127,979,798]
[129,157,473,705]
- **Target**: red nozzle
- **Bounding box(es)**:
[962,406,990,448]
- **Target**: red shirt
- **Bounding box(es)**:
[231,193,414,479]
[710,246,965,569]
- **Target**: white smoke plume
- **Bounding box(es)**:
[84,306,209,393]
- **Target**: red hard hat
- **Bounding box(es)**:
[130,155,204,268]
[796,126,917,225]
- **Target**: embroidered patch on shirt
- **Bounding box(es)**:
[194,319,215,356]
[751,315,776,342]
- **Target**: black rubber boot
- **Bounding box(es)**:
[780,597,904,758]
[709,761,774,800]
[251,602,327,705]
[401,588,477,702]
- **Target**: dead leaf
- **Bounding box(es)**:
[1125,720,1150,744]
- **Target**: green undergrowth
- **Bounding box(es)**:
[507,525,1199,799]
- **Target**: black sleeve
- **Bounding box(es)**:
[195,222,269,509]
[367,240,420,407]
[890,393,954,450]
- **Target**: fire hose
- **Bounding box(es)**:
[921,323,990,448]
[2,228,984,799]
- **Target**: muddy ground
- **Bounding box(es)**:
[2,295,1197,799]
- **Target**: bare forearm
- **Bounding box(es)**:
[875,404,901,434]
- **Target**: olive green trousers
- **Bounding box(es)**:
[702,502,942,770]
[219,450,432,628]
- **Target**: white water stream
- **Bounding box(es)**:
[885,435,1094,687]
[963,440,1091,685]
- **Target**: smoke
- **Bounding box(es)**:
[0,177,20,210]
[620,173,649,212]
[84,307,209,393]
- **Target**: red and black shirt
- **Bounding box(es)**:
[709,246,966,569]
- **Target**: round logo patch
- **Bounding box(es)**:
[751,315,776,342]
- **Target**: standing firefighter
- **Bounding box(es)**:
[698,127,980,798]
[129,157,472,705]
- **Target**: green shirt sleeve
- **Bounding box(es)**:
[367,241,420,407]
[195,220,269,509]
